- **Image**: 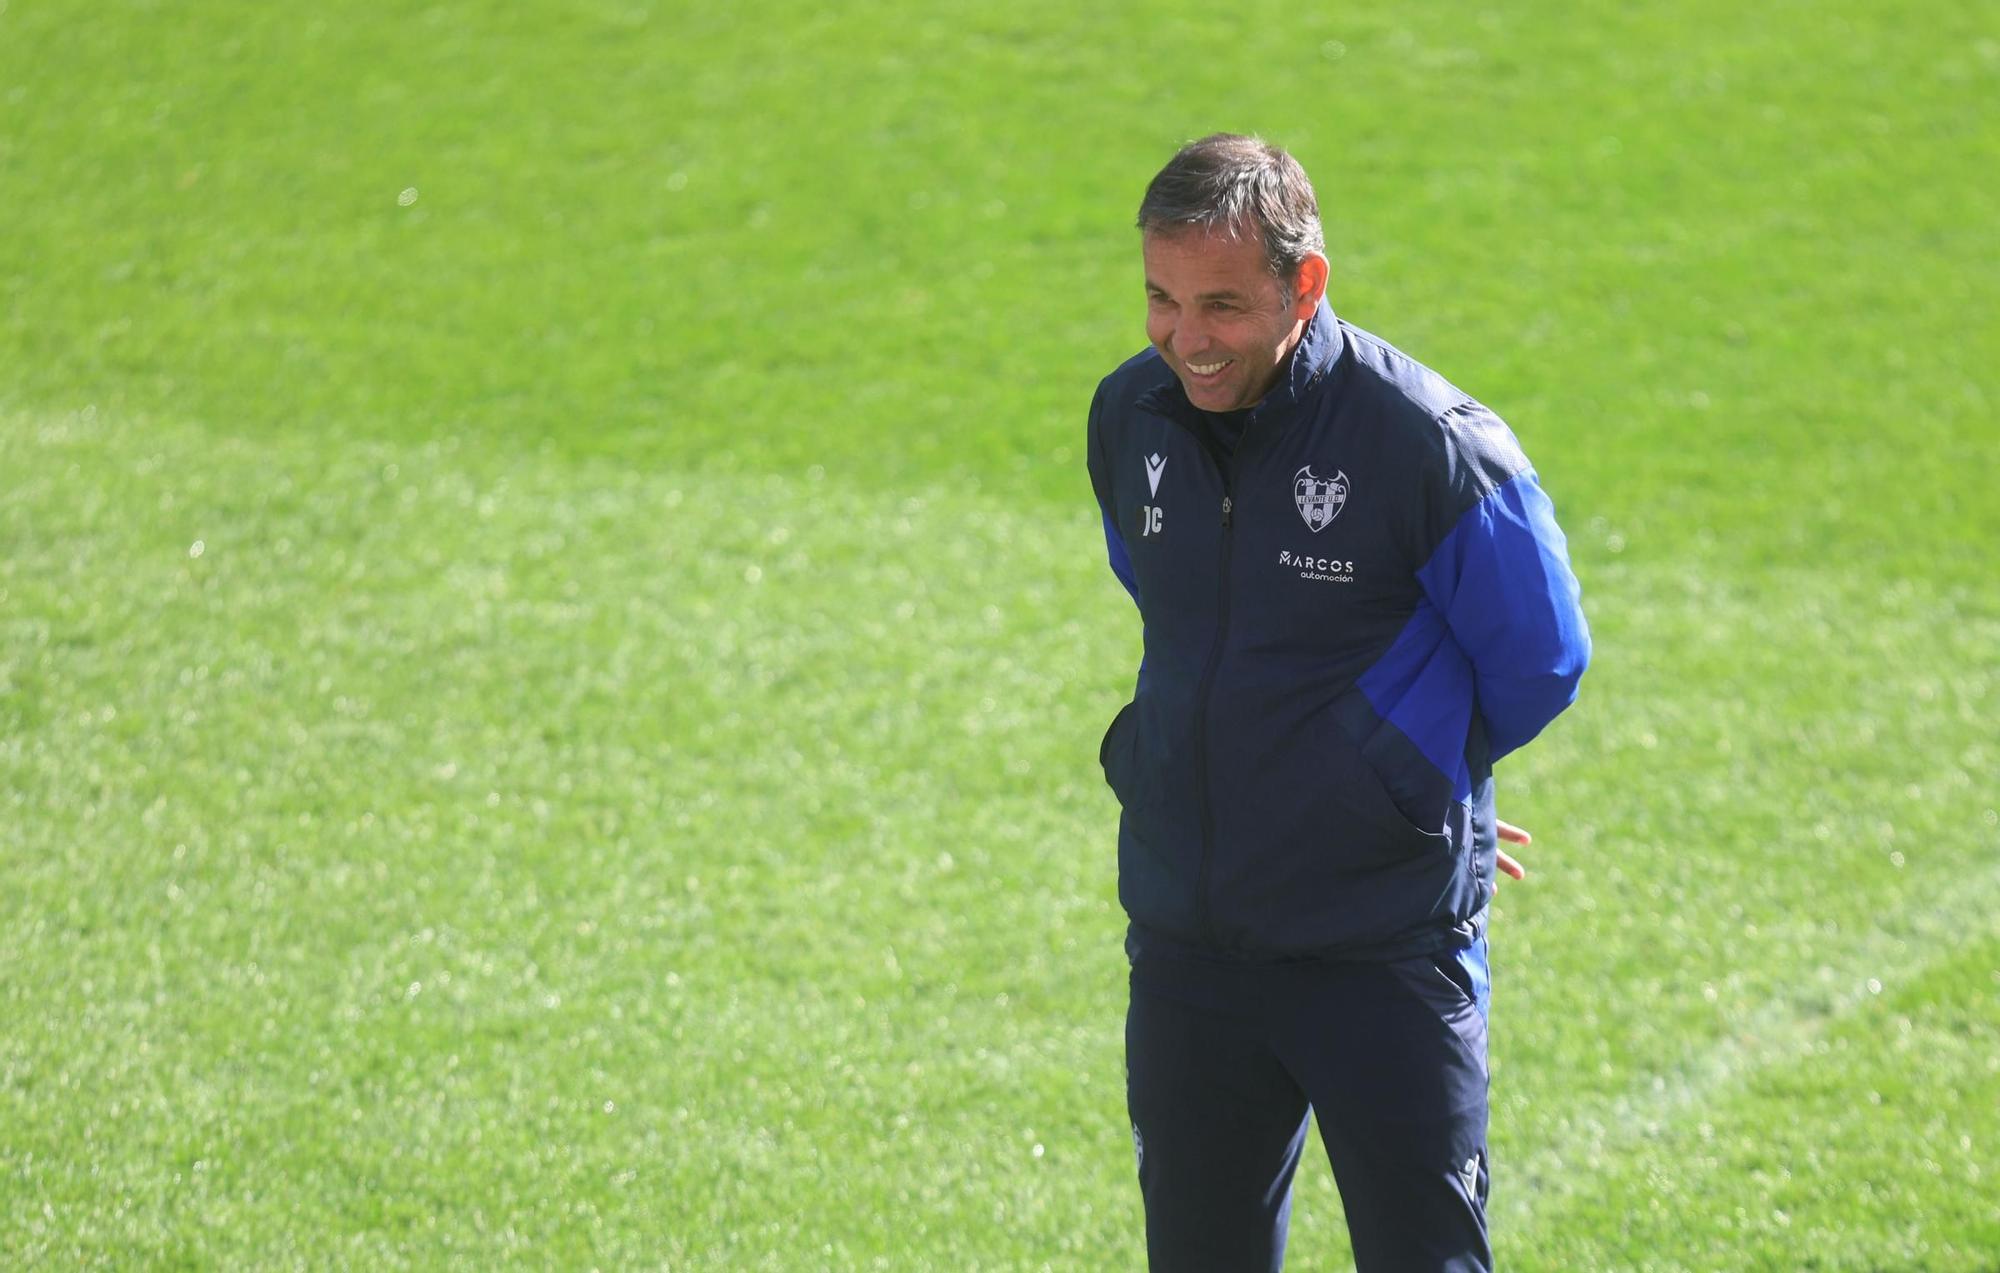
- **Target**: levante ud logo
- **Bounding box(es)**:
[1293,465,1348,532]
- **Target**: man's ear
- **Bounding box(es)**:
[1291,253,1330,319]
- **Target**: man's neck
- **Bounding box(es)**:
[1229,318,1308,414]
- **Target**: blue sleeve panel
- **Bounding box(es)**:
[1087,376,1139,609]
[1358,468,1590,793]
[1418,468,1590,761]
[1354,599,1477,800]
[1088,375,1145,688]
[1103,509,1139,605]
[1102,507,1148,689]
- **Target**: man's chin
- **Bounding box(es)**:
[1183,381,1244,413]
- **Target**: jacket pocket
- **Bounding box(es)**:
[1321,689,1457,851]
[1317,723,1450,857]
[1098,699,1146,810]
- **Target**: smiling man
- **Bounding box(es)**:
[1087,134,1592,1271]
[1142,210,1327,415]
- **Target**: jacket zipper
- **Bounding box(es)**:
[1191,486,1234,947]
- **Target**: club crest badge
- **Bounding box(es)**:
[1293,465,1348,533]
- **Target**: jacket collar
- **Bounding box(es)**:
[1137,299,1345,426]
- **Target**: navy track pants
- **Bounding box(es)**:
[1124,926,1492,1272]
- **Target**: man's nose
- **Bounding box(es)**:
[1172,311,1209,356]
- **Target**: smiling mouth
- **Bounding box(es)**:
[1186,359,1230,376]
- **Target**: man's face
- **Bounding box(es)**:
[1143,227,1321,414]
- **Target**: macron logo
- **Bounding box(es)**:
[1145,453,1166,497]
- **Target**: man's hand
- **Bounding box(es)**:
[1496,819,1531,882]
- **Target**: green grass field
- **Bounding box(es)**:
[3,1,1997,1268]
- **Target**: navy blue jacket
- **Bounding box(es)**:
[1088,301,1590,960]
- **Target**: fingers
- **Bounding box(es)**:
[1496,819,1532,846]
[1496,847,1526,881]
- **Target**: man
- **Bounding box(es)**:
[1087,134,1590,1271]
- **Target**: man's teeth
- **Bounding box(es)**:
[1188,360,1228,375]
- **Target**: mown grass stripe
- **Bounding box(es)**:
[8,405,1997,1267]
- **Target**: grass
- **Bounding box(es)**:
[3,0,1997,1268]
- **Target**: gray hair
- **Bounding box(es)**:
[1136,133,1326,284]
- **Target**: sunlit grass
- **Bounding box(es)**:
[5,404,1995,1267]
